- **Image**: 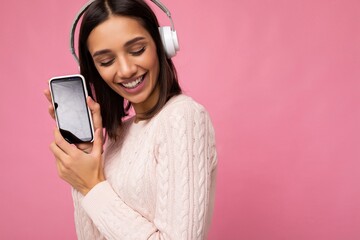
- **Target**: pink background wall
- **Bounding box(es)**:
[0,0,359,239]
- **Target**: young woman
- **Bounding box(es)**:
[45,0,217,239]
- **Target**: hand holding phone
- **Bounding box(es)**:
[46,75,105,194]
[49,74,94,144]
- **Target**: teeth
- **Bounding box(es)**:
[122,76,143,88]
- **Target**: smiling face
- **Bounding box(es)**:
[87,15,160,115]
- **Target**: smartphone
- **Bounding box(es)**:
[49,74,94,143]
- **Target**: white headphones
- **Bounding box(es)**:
[70,0,179,64]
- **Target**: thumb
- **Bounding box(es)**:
[87,96,103,131]
[92,128,104,156]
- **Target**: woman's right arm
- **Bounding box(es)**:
[44,89,106,239]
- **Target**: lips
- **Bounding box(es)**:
[120,74,145,89]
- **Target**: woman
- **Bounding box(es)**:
[45,0,217,239]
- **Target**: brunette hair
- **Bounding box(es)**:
[78,0,181,139]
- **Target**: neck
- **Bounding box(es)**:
[133,85,160,121]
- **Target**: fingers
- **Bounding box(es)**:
[76,142,93,153]
[55,158,64,176]
[51,126,105,195]
[44,89,52,102]
[53,128,78,155]
[87,97,103,132]
[53,127,100,157]
[44,89,55,119]
[48,104,55,119]
[50,141,70,168]
[54,154,73,185]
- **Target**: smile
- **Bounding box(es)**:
[120,74,145,89]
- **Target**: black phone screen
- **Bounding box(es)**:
[50,76,93,143]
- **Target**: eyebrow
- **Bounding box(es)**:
[92,36,146,58]
[124,36,146,48]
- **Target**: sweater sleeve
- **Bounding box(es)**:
[79,102,217,239]
[153,102,218,239]
[72,189,105,240]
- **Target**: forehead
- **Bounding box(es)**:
[87,15,151,52]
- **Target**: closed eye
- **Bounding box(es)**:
[130,46,146,56]
[99,58,115,67]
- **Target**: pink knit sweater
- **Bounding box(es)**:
[71,95,217,239]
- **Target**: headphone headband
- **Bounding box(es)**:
[70,0,178,64]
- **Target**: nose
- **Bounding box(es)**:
[116,55,137,79]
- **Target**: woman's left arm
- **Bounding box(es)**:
[152,104,218,239]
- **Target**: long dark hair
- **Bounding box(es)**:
[78,0,181,139]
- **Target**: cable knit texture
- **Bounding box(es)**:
[72,94,217,239]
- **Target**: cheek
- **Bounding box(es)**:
[95,66,114,84]
[147,48,160,77]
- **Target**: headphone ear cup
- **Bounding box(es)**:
[159,26,179,58]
